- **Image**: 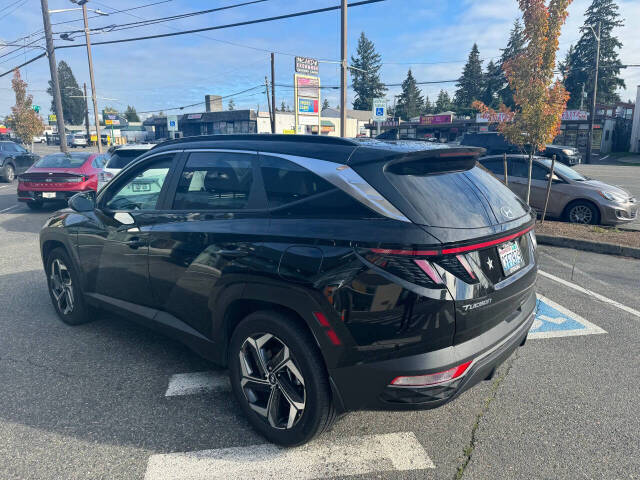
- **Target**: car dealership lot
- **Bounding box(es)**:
[0,184,639,479]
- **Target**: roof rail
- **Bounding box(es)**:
[154,133,360,148]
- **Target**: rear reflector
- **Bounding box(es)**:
[391,360,472,387]
[414,259,443,284]
[313,312,341,345]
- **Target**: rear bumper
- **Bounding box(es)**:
[17,190,91,202]
[329,292,535,412]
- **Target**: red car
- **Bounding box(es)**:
[17,152,108,209]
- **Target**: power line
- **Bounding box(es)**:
[136,85,265,114]
[0,52,46,78]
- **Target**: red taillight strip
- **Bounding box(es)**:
[370,225,533,257]
[441,226,533,254]
[414,259,443,284]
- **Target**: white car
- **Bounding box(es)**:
[97,143,156,190]
[32,135,46,143]
[69,133,88,148]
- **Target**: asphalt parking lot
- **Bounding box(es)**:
[0,182,639,479]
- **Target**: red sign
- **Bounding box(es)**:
[420,114,453,125]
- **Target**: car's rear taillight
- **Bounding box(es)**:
[391,360,472,386]
[365,251,443,288]
[98,171,114,188]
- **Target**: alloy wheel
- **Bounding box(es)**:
[569,205,593,224]
[238,333,306,430]
[6,166,14,182]
[50,258,74,315]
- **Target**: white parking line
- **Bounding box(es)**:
[144,432,434,480]
[0,204,19,213]
[0,184,14,190]
[165,371,229,397]
[539,270,640,319]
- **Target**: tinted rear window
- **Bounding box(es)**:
[106,149,148,169]
[383,165,528,228]
[34,153,89,168]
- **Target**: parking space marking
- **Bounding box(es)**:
[0,204,19,213]
[144,432,434,480]
[165,371,230,397]
[529,295,606,339]
[539,270,640,319]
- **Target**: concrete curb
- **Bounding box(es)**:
[537,234,640,259]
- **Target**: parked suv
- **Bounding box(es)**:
[0,140,38,182]
[39,135,537,446]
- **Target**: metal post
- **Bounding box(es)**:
[40,0,67,152]
[83,82,91,143]
[270,52,276,134]
[541,154,556,224]
[503,152,508,186]
[340,0,347,137]
[586,21,601,164]
[82,2,102,153]
[265,76,273,133]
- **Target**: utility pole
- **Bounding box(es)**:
[270,53,276,134]
[586,21,601,165]
[81,1,102,153]
[83,82,91,141]
[265,76,273,133]
[340,0,347,137]
[40,0,67,152]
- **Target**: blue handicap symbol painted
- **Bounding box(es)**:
[375,107,384,116]
[528,295,606,339]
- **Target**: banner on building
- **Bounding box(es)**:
[476,112,514,123]
[420,114,453,125]
[561,110,589,121]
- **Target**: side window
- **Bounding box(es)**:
[14,143,26,153]
[104,157,173,211]
[507,159,528,178]
[260,156,333,207]
[172,152,254,210]
[480,159,505,175]
[92,154,107,168]
[531,163,549,181]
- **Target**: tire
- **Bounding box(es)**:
[2,163,15,182]
[26,200,43,210]
[45,247,92,325]
[228,311,336,446]
[565,200,600,225]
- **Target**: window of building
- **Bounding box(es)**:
[173,152,254,210]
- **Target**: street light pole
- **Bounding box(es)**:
[40,0,67,153]
[340,0,347,137]
[586,21,601,165]
[81,2,103,153]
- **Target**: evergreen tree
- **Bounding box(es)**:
[280,100,287,112]
[322,98,330,110]
[47,61,85,125]
[395,69,424,120]
[435,90,453,112]
[124,105,140,122]
[423,96,433,115]
[455,43,484,109]
[499,19,527,108]
[228,99,235,110]
[563,0,625,108]
[350,32,387,111]
[483,60,503,108]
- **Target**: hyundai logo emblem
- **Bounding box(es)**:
[501,206,514,219]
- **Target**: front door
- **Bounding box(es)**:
[76,154,176,307]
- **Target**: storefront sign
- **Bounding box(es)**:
[380,119,399,127]
[294,73,320,131]
[48,114,57,125]
[476,112,513,123]
[295,56,319,75]
[296,75,320,99]
[187,113,203,120]
[561,110,588,121]
[420,114,453,125]
[298,97,318,114]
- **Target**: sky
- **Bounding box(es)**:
[0,0,638,120]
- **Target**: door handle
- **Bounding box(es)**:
[214,249,245,257]
[125,237,146,249]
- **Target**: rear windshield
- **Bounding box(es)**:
[381,164,529,228]
[106,149,148,169]
[34,153,89,168]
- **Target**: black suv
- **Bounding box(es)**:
[0,140,39,182]
[39,135,537,446]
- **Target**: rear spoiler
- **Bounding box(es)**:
[384,147,486,175]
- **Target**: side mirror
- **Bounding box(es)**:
[68,192,95,212]
[546,173,561,182]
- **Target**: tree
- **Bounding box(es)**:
[499,19,527,108]
[395,69,424,120]
[563,0,625,108]
[322,98,330,111]
[280,100,287,112]
[473,0,571,204]
[11,69,44,146]
[124,105,140,122]
[423,96,433,115]
[350,32,387,111]
[228,99,235,110]
[483,60,503,108]
[435,90,453,112]
[47,61,85,125]
[455,43,484,110]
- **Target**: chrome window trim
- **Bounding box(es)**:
[263,152,410,223]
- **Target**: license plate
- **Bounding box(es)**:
[498,240,524,276]
[132,183,150,192]
[42,192,56,199]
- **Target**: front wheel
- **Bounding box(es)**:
[565,200,600,225]
[229,311,336,446]
[46,247,92,325]
[2,164,14,182]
